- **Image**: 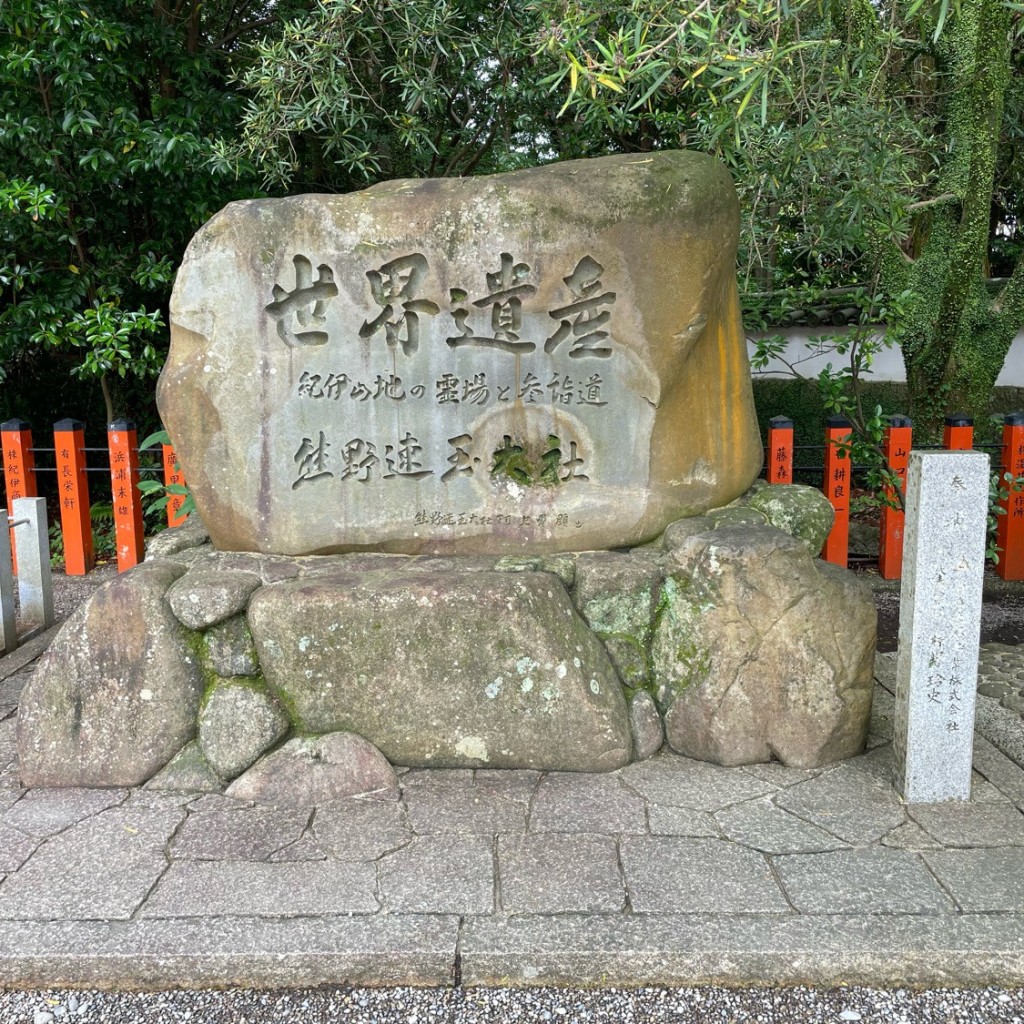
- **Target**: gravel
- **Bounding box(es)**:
[0,986,1022,1024]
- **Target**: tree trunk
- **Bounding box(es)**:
[885,0,1016,433]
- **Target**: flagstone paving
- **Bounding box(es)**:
[2,644,1024,989]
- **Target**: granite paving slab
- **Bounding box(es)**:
[0,822,40,872]
[528,773,646,834]
[312,799,413,859]
[267,831,328,862]
[908,801,1024,847]
[645,805,721,837]
[739,762,824,788]
[620,837,790,913]
[497,834,625,914]
[617,754,776,810]
[378,835,495,914]
[774,762,906,845]
[141,860,379,917]
[771,848,957,914]
[1,787,128,839]
[0,802,186,921]
[881,821,945,850]
[0,789,22,813]
[971,735,1024,809]
[924,847,1024,912]
[714,797,849,854]
[170,804,311,861]
[402,778,527,835]
[0,841,167,921]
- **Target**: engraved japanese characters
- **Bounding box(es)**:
[159,150,762,555]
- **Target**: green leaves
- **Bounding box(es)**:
[0,0,270,403]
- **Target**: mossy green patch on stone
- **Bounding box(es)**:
[745,484,835,554]
[705,506,768,530]
[649,574,714,711]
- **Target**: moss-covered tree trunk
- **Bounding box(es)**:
[883,0,1022,432]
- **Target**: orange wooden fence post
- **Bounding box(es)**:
[162,442,187,528]
[108,420,145,572]
[822,415,852,567]
[1,419,38,574]
[767,416,794,485]
[53,419,94,576]
[943,413,974,451]
[996,412,1024,581]
[878,415,912,580]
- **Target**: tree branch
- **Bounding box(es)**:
[212,16,277,50]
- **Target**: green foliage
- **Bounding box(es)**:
[0,0,284,419]
[227,0,558,189]
[48,500,115,566]
[991,467,1024,564]
[138,428,195,519]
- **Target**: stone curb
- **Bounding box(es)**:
[459,914,1024,989]
[0,916,460,990]
[4,913,1024,991]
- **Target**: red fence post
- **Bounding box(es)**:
[822,415,852,567]
[766,416,794,485]
[53,419,94,576]
[1,419,38,574]
[943,413,974,451]
[108,420,145,573]
[162,442,188,528]
[996,412,1024,581]
[878,415,912,580]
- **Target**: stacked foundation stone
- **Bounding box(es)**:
[16,484,877,796]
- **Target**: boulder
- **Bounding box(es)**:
[653,526,876,768]
[146,740,224,794]
[573,551,664,690]
[203,616,261,677]
[225,733,398,806]
[197,679,290,780]
[248,569,631,771]
[166,569,263,630]
[628,691,664,761]
[159,150,762,556]
[17,561,204,787]
[744,484,835,554]
[704,506,769,530]
[145,514,209,561]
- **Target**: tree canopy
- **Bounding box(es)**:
[1,0,1022,431]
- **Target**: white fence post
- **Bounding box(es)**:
[0,498,55,655]
[0,511,16,653]
[13,497,54,635]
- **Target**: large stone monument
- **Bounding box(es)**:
[158,151,761,555]
[18,152,878,794]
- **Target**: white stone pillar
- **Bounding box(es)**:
[0,512,16,653]
[13,497,54,633]
[894,450,990,803]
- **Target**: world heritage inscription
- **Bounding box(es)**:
[159,150,763,555]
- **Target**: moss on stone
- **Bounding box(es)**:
[649,574,714,711]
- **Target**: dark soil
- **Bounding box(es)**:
[860,565,1024,653]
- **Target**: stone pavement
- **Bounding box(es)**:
[3,633,1024,990]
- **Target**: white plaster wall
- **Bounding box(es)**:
[748,328,1024,387]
